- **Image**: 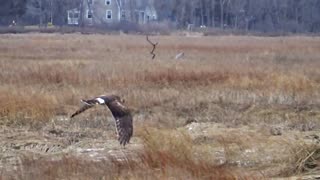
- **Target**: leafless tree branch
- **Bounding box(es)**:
[146,35,158,59]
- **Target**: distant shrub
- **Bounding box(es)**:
[138,21,174,35]
[0,26,29,34]
[95,21,174,35]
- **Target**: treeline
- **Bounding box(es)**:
[155,0,320,33]
[0,0,81,26]
[1,0,320,33]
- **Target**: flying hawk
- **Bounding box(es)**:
[70,95,133,146]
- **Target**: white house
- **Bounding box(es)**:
[67,0,157,26]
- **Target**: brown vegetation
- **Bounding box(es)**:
[3,129,252,180]
[0,34,320,179]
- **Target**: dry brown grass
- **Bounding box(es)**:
[1,128,254,180]
[1,34,320,178]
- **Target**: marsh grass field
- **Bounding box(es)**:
[0,33,320,179]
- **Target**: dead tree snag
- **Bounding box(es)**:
[146,35,158,59]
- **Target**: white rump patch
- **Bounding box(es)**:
[96,97,105,104]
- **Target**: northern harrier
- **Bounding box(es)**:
[70,95,133,146]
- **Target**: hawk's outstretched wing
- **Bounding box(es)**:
[108,100,133,146]
[70,99,98,118]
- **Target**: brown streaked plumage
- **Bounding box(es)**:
[70,95,133,146]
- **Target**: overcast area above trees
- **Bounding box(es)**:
[1,0,320,33]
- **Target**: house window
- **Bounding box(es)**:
[87,10,93,19]
[105,0,111,5]
[121,10,126,20]
[67,10,80,25]
[74,12,79,18]
[106,10,112,20]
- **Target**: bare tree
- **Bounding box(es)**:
[115,0,122,21]
[146,35,158,60]
[219,0,230,28]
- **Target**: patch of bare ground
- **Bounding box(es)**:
[0,34,320,179]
